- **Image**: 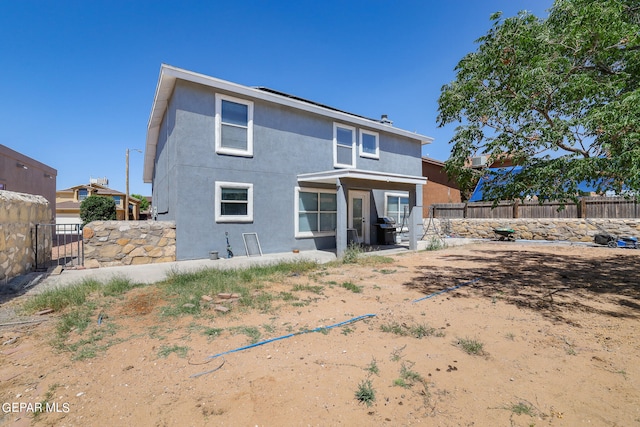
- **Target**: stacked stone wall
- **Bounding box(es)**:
[432,218,640,241]
[0,190,52,282]
[83,221,176,268]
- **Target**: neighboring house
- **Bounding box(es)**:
[0,144,57,221]
[143,64,433,260]
[422,157,461,210]
[56,183,141,224]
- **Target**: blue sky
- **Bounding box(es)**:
[1,0,553,197]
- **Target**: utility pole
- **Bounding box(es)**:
[125,148,142,221]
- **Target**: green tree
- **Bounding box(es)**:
[80,195,117,225]
[438,0,640,203]
[131,193,150,212]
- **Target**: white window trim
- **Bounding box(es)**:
[215,181,254,223]
[295,187,337,238]
[215,93,254,157]
[333,123,356,168]
[384,191,410,231]
[359,129,379,159]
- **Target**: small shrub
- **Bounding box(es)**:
[56,306,94,337]
[380,322,405,335]
[456,337,485,356]
[355,379,376,406]
[380,321,443,338]
[393,378,410,388]
[390,345,406,361]
[229,326,261,344]
[425,237,447,251]
[157,344,189,358]
[339,281,362,293]
[291,284,324,294]
[342,242,364,264]
[203,327,223,339]
[365,358,379,376]
[400,362,423,383]
[508,401,535,416]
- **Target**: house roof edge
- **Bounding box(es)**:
[144,64,434,182]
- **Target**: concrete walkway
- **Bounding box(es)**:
[28,250,338,294]
[22,237,479,295]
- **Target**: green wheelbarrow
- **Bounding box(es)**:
[493,228,515,241]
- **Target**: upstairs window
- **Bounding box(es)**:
[78,189,88,201]
[215,181,254,223]
[215,94,254,157]
[359,129,379,159]
[333,123,356,168]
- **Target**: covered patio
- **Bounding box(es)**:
[297,169,427,257]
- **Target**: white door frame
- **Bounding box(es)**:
[348,190,370,244]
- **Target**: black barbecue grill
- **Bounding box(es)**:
[376,217,397,245]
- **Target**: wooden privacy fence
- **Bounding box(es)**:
[431,197,640,219]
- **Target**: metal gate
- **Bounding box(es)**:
[34,223,84,271]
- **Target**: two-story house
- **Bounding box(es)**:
[56,182,141,224]
[143,65,433,260]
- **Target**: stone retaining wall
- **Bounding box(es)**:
[0,190,52,282]
[432,218,640,241]
[82,221,176,268]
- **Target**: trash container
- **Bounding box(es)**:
[376,217,397,245]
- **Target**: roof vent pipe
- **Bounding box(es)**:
[380,114,393,126]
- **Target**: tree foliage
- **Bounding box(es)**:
[131,193,150,212]
[438,0,640,203]
[80,195,117,225]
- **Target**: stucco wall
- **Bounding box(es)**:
[155,80,424,260]
[0,145,57,222]
[82,221,176,268]
[432,218,640,242]
[0,190,52,283]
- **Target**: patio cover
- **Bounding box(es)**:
[297,169,427,256]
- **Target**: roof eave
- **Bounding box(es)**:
[143,64,434,182]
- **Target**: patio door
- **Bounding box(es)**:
[348,190,370,244]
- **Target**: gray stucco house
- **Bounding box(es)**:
[143,64,433,260]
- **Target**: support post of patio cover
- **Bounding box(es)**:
[336,178,347,257]
[409,184,423,251]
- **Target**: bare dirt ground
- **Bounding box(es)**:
[1,242,639,426]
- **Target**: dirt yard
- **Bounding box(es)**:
[1,242,639,426]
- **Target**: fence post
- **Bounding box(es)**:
[513,200,519,219]
[580,198,587,218]
[463,203,468,219]
[34,224,39,271]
